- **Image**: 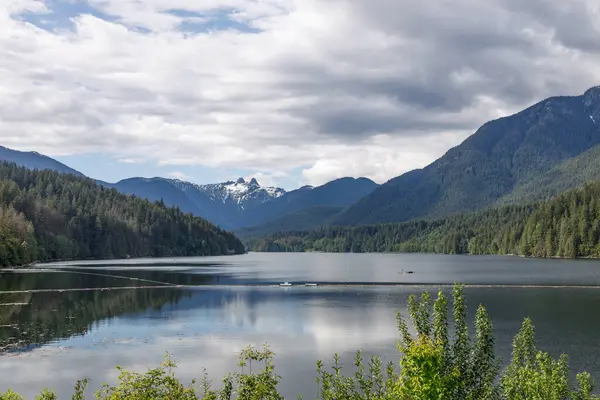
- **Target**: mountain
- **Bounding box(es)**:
[110,176,287,229]
[236,206,344,239]
[0,146,84,177]
[0,144,379,230]
[233,177,379,235]
[237,177,377,226]
[109,177,208,216]
[169,177,286,228]
[189,177,286,206]
[113,176,378,229]
[270,177,378,211]
[335,86,600,225]
[0,162,245,267]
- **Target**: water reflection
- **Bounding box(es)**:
[2,285,600,398]
[3,253,600,398]
[0,287,191,353]
[0,268,225,292]
[0,286,406,398]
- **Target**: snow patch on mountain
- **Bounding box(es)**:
[169,177,286,206]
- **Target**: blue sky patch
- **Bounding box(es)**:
[17,1,117,31]
[16,1,259,34]
[174,8,260,34]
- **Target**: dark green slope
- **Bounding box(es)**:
[498,143,600,205]
[0,162,245,267]
[251,180,600,258]
[236,206,343,239]
[335,86,600,225]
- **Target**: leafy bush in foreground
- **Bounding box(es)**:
[2,284,598,399]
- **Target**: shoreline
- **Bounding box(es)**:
[252,250,600,261]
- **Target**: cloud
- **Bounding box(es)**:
[244,171,288,188]
[0,0,600,187]
[167,170,191,180]
[117,157,143,164]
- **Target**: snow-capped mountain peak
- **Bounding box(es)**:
[169,176,285,208]
[216,177,285,205]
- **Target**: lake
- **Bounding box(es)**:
[2,253,600,398]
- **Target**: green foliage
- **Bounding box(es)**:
[0,390,25,400]
[71,380,88,400]
[95,354,197,400]
[33,390,57,400]
[395,285,498,400]
[501,319,600,400]
[91,345,284,400]
[499,143,600,206]
[0,390,58,400]
[0,162,245,267]
[251,180,600,259]
[316,351,397,400]
[3,285,599,399]
[396,335,459,399]
[228,344,283,400]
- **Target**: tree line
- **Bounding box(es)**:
[0,162,245,267]
[249,180,600,258]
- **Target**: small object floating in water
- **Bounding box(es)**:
[305,283,317,287]
[406,271,414,274]
[280,282,292,287]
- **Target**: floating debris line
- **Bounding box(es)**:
[2,282,600,295]
[51,269,177,287]
[0,285,177,294]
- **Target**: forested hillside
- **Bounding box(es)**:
[335,86,600,226]
[250,180,600,258]
[0,163,245,267]
[235,206,343,239]
[498,143,600,205]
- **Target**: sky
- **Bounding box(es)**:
[1,0,600,190]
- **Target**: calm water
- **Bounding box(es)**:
[2,253,600,398]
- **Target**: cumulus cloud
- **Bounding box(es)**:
[0,0,599,187]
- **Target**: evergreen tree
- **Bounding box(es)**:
[0,162,245,267]
[249,181,600,259]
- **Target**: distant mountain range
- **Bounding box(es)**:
[4,86,600,236]
[0,146,378,230]
[113,176,378,229]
